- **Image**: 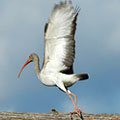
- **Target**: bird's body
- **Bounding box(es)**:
[18,1,88,119]
[40,68,77,87]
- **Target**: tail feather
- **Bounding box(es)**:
[76,73,89,81]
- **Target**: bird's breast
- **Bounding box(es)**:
[38,69,56,86]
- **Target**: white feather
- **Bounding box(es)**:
[39,1,80,91]
[43,1,79,72]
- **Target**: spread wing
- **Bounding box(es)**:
[42,1,80,72]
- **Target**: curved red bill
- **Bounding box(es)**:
[18,58,32,78]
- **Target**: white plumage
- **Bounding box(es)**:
[18,1,88,119]
[44,1,77,71]
[40,1,81,90]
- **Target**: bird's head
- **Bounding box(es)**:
[18,53,38,78]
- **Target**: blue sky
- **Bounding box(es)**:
[0,0,120,114]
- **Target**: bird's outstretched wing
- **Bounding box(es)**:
[42,1,80,72]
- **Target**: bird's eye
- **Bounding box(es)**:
[29,56,32,59]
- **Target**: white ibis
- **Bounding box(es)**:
[18,1,88,119]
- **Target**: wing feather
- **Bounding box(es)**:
[42,1,80,71]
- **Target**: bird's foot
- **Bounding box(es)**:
[70,107,84,120]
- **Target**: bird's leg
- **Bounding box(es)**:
[66,90,84,120]
[70,92,83,118]
[66,90,75,106]
[69,92,77,107]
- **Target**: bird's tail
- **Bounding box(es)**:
[75,73,89,81]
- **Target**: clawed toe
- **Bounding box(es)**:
[70,107,84,120]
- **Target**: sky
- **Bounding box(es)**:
[0,0,120,114]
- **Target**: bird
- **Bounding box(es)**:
[18,1,88,119]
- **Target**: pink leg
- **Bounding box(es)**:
[70,92,77,107]
[66,90,84,120]
[66,90,75,106]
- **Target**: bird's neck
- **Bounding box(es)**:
[34,59,40,76]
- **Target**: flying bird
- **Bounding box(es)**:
[18,1,88,119]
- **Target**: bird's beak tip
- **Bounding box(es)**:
[18,74,20,78]
[18,70,22,78]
